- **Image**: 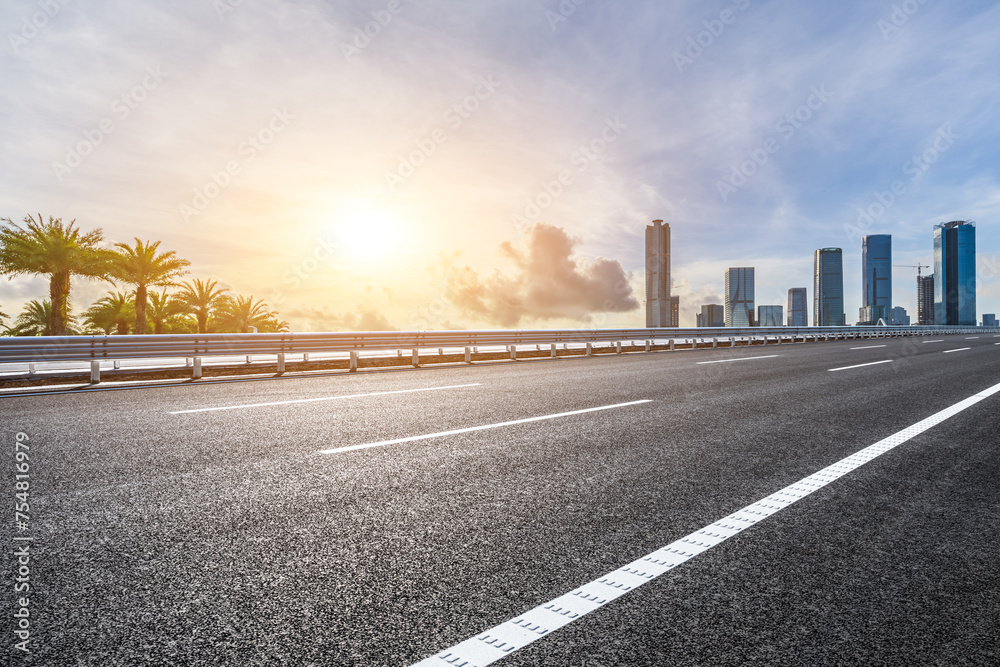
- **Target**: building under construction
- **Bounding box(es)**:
[918,274,934,325]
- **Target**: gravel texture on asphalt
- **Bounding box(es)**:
[2,335,998,666]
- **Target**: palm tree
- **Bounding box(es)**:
[82,291,135,335]
[216,294,290,333]
[7,300,79,336]
[174,278,229,334]
[112,239,190,334]
[0,215,114,335]
[146,290,191,334]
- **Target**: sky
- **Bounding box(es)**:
[2,0,1000,330]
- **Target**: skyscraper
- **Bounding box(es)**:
[890,306,910,326]
[918,274,934,325]
[933,220,976,325]
[725,267,755,327]
[645,220,670,327]
[862,234,892,324]
[698,304,725,327]
[814,248,845,326]
[757,305,783,327]
[787,287,807,326]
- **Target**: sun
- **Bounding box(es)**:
[334,202,404,260]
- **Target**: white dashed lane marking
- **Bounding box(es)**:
[319,400,653,454]
[828,360,892,372]
[170,383,481,414]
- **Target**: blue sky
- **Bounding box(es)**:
[2,0,999,329]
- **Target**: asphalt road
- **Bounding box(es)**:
[3,334,999,666]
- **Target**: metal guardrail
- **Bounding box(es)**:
[0,326,995,383]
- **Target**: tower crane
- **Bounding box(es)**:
[894,263,931,277]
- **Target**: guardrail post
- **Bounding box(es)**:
[510,345,518,361]
[615,341,622,354]
[90,361,100,384]
[412,349,419,367]
[28,363,35,374]
[550,343,557,358]
[246,355,253,364]
[113,360,121,369]
[304,353,310,362]
[465,347,472,363]
[669,339,675,351]
[438,347,444,356]
[712,338,718,348]
[348,351,357,372]
[585,342,593,356]
[192,357,202,379]
[277,353,286,374]
[644,340,651,351]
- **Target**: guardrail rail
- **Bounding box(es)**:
[1,325,995,383]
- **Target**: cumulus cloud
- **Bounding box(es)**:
[446,223,638,327]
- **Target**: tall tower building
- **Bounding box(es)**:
[862,234,892,323]
[814,248,845,326]
[645,220,670,327]
[917,274,934,325]
[933,220,976,325]
[787,288,807,326]
[757,305,783,327]
[725,267,755,327]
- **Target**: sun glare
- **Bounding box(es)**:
[334,202,404,261]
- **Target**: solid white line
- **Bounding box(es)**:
[849,345,886,350]
[923,340,944,343]
[943,348,971,354]
[169,383,481,414]
[965,336,980,339]
[828,360,892,372]
[410,379,1000,667]
[318,400,653,454]
[695,355,779,365]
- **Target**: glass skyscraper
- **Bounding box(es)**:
[787,287,807,326]
[645,220,671,327]
[758,305,783,327]
[725,267,755,327]
[861,234,892,323]
[697,304,725,327]
[933,220,976,325]
[814,248,845,326]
